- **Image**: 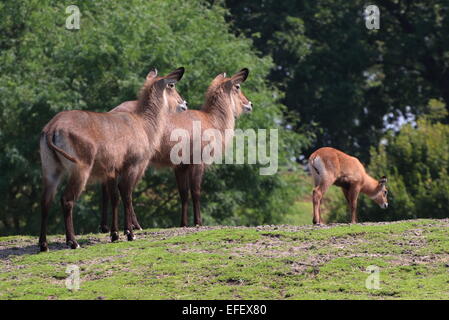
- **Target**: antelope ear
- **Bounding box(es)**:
[210,72,226,86]
[379,176,387,186]
[214,72,226,80]
[230,68,249,84]
[146,68,158,80]
[165,67,185,82]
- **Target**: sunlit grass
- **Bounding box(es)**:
[0,219,447,300]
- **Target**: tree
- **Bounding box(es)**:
[0,0,310,235]
[226,0,449,161]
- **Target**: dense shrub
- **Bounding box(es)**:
[328,102,449,222]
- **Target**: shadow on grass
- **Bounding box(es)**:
[0,238,106,259]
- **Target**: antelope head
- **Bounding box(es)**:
[207,68,252,118]
[372,176,389,209]
[142,67,187,112]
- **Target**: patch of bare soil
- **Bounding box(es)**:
[388,253,449,266]
[137,225,227,241]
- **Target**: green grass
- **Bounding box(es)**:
[1,219,448,300]
[281,201,312,225]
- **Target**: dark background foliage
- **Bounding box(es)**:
[226,0,449,160]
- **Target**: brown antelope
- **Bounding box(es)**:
[102,68,252,228]
[308,147,388,225]
[39,67,185,251]
[99,80,188,233]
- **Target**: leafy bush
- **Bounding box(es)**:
[328,102,449,222]
[0,0,310,234]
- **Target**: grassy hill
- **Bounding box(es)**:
[1,219,448,300]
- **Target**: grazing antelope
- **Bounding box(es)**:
[39,67,185,251]
[99,81,188,233]
[103,68,252,228]
[308,147,388,225]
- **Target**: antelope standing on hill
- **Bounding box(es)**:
[39,67,185,251]
[103,68,252,228]
[308,147,388,225]
[99,78,188,233]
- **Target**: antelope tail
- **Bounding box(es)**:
[311,162,320,176]
[309,156,320,176]
[45,131,78,163]
[309,155,324,186]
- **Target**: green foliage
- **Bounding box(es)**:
[2,0,448,233]
[226,0,449,161]
[0,0,310,235]
[225,1,449,222]
[339,110,449,222]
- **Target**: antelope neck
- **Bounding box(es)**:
[361,174,380,198]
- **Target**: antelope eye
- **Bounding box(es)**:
[167,83,175,89]
[235,84,240,90]
[384,190,388,195]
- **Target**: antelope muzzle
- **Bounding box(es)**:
[243,101,253,113]
[177,100,188,112]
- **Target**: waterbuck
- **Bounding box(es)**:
[150,68,252,226]
[308,147,388,225]
[39,67,185,251]
[99,79,188,233]
[103,68,252,228]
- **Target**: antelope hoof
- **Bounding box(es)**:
[99,225,110,233]
[67,240,80,249]
[39,242,49,253]
[132,224,143,231]
[110,231,119,242]
[125,230,135,241]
